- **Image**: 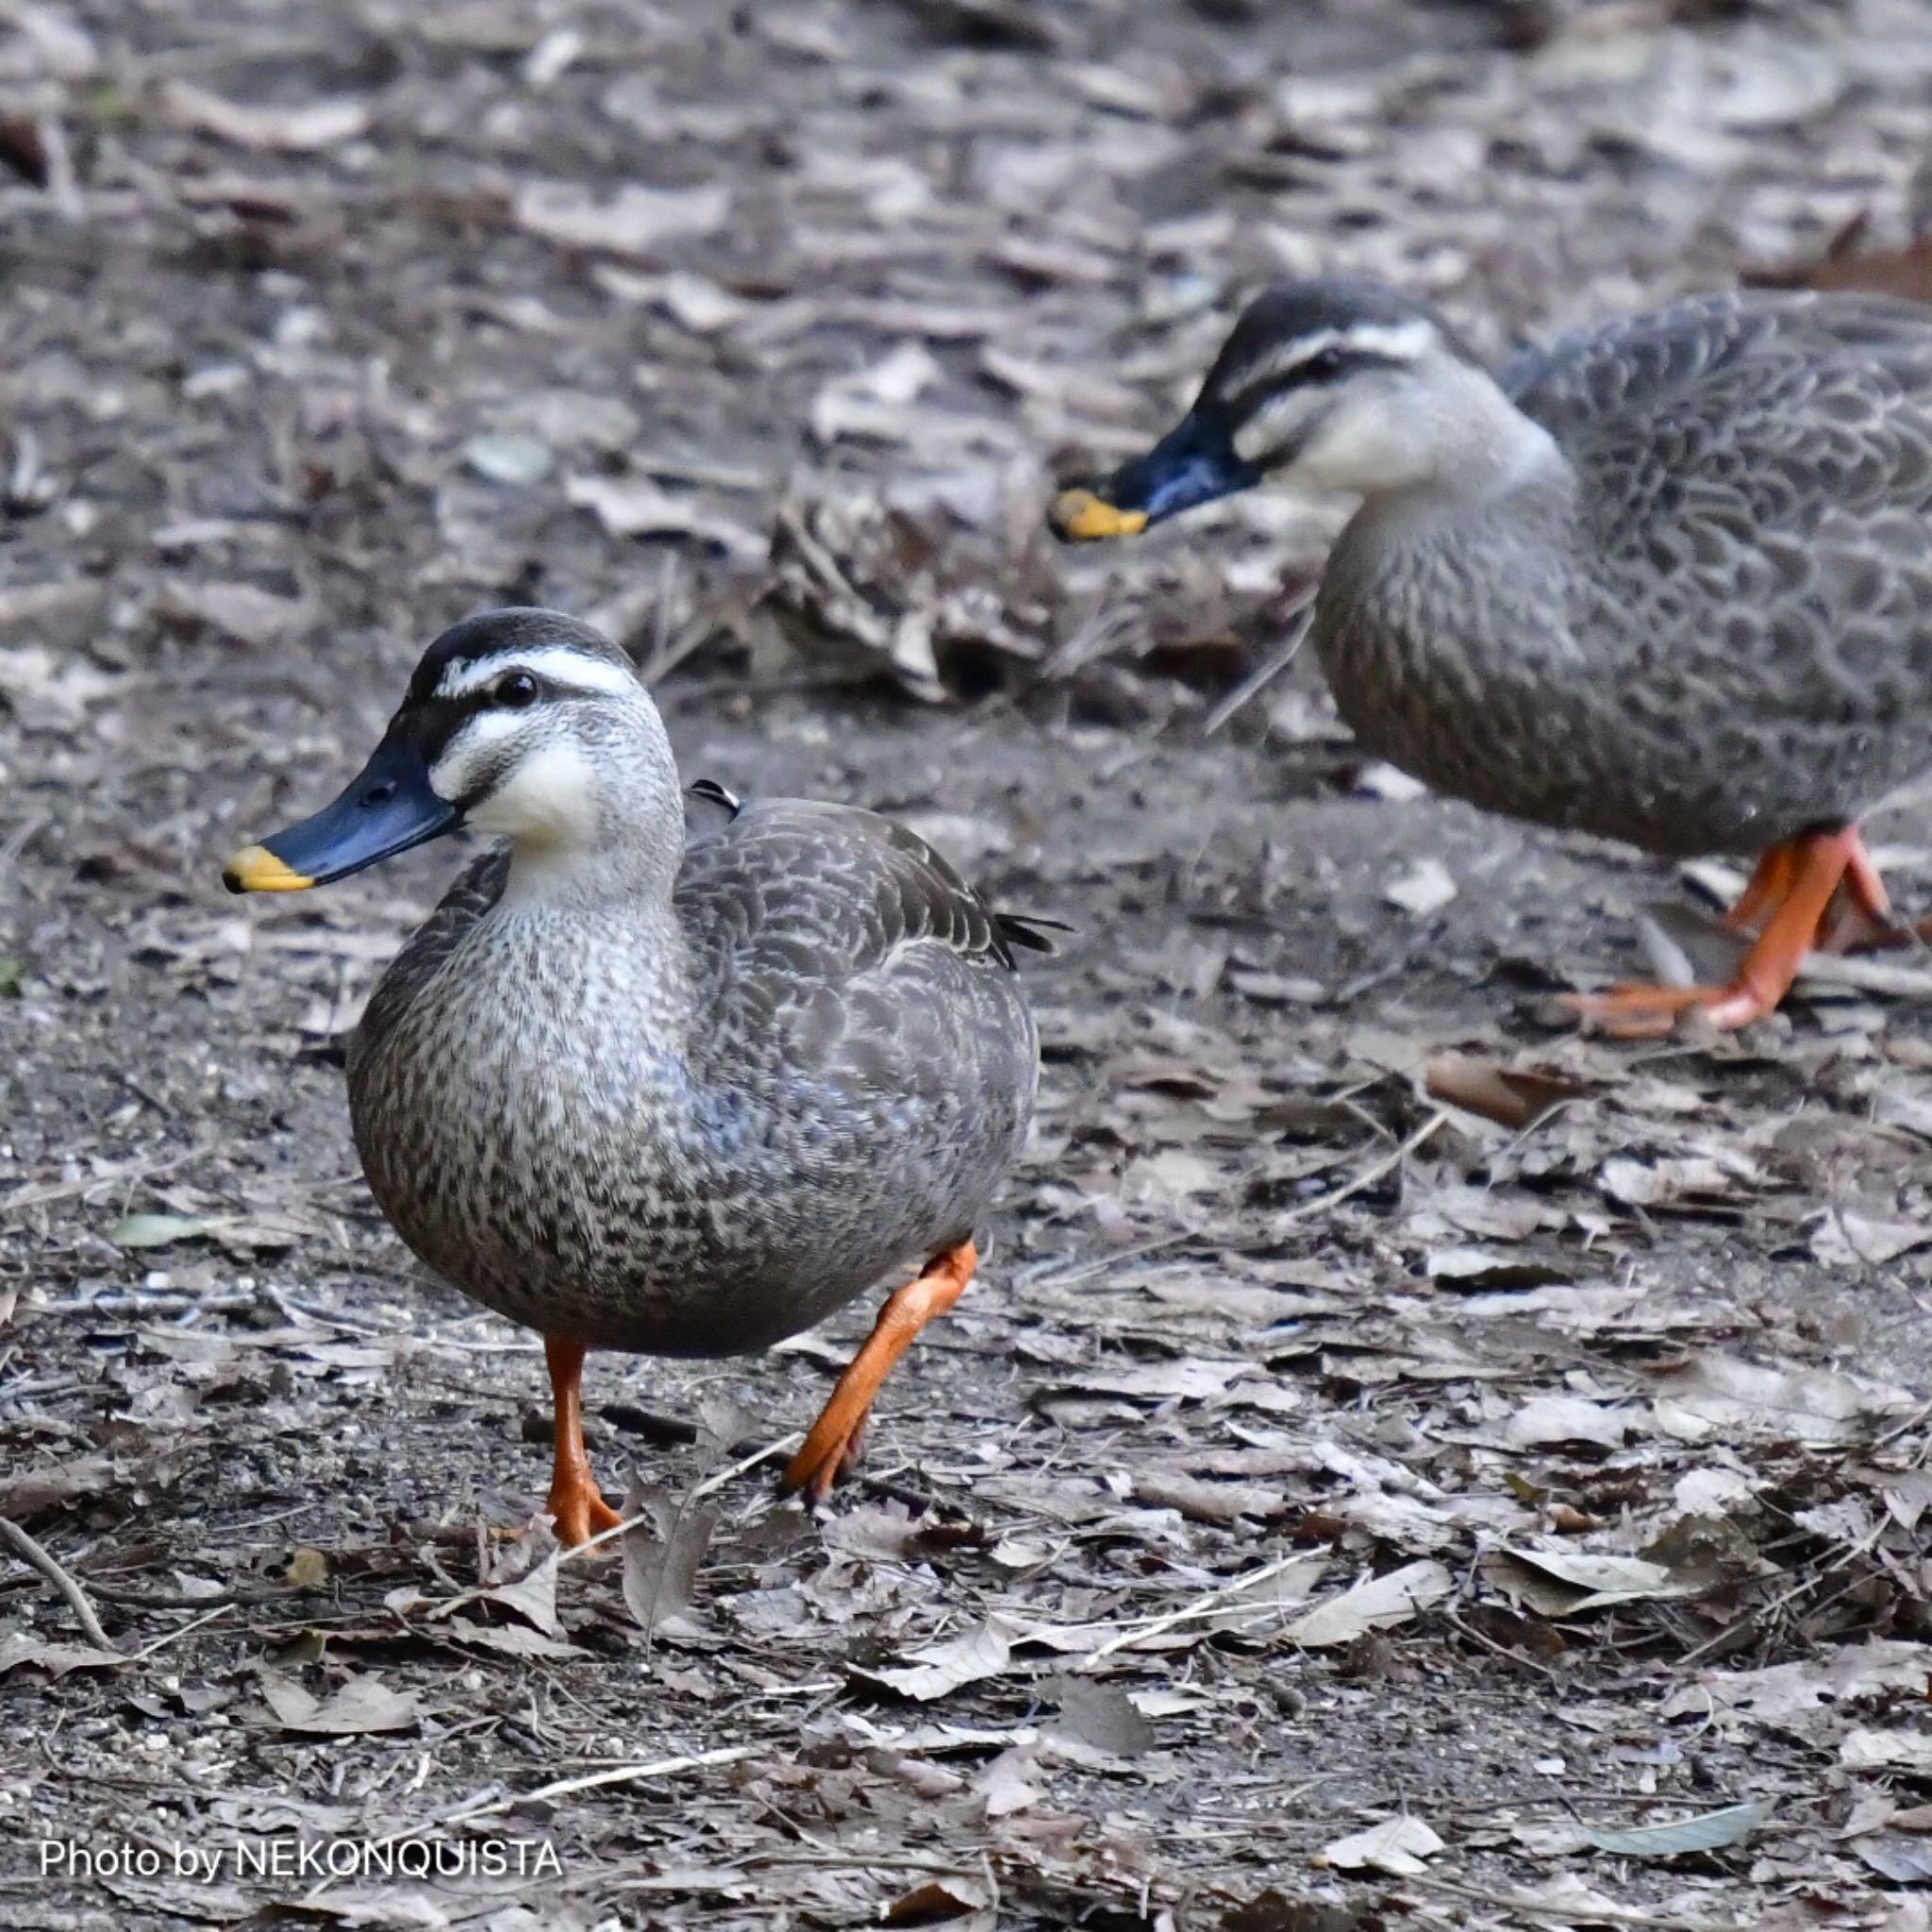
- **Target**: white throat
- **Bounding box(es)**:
[463,740,607,907]
[1297,359,1564,508]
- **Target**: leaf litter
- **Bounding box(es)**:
[5,0,1932,1926]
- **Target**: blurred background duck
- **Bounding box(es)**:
[1053,275,1932,1034]
[224,608,1043,1543]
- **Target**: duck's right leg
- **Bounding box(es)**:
[542,1334,624,1547]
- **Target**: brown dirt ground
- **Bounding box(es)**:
[4,2,1932,1927]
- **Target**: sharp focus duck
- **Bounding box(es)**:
[1052,275,1932,1033]
[224,608,1043,1542]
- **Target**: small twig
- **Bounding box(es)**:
[1276,1108,1450,1225]
[1393,1869,1739,1930]
[1442,1605,1560,1684]
[1071,1549,1316,1672]
[0,1517,121,1654]
[1870,1396,1932,1451]
[363,1742,761,1856]
[691,1431,799,1499]
[129,1603,232,1660]
[1203,589,1317,735]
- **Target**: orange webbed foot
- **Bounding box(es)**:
[542,1333,623,1549]
[546,1471,624,1550]
[781,1241,976,1507]
[1569,826,1880,1038]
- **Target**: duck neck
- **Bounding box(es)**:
[496,815,684,921]
[1400,365,1568,509]
[491,830,700,1064]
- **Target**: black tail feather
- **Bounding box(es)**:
[995,911,1071,957]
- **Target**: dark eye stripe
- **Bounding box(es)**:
[1222,346,1402,422]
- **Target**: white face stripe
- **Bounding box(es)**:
[428,709,525,802]
[1233,391,1322,465]
[1224,318,1441,397]
[435,644,641,701]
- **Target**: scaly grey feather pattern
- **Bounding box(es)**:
[349,798,1039,1357]
[1317,289,1932,856]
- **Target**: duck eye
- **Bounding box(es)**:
[1302,347,1346,382]
[491,671,539,709]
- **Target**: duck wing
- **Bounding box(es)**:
[675,797,1042,1112]
[1506,291,1932,727]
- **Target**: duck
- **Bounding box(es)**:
[1051,275,1932,1034]
[223,608,1044,1543]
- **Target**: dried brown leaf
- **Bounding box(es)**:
[1424,1054,1587,1130]
[1283,1559,1453,1648]
[621,1484,718,1638]
[258,1672,419,1736]
[852,1620,1012,1701]
[1315,1814,1443,1876]
[0,1633,124,1678]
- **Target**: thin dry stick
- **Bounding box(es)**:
[130,1603,232,1660]
[1395,1870,1739,1931]
[1203,588,1317,735]
[1071,1549,1317,1673]
[364,1742,761,1857]
[1277,1108,1449,1225]
[0,1517,120,1654]
[691,1431,800,1499]
[1023,1108,1449,1296]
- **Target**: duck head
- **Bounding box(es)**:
[1048,275,1509,540]
[224,608,682,900]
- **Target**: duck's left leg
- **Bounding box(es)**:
[543,1334,625,1547]
[1568,826,1884,1037]
[780,1240,977,1506]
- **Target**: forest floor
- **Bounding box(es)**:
[3,1,1932,1927]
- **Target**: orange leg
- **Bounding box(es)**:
[1568,826,1868,1037]
[1723,842,1799,934]
[543,1334,624,1547]
[1821,835,1895,950]
[780,1241,977,1506]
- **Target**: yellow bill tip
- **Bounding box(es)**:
[223,844,314,894]
[1048,488,1150,543]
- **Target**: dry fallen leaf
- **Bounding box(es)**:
[1650,1353,1913,1446]
[258,1673,420,1736]
[882,1876,992,1925]
[1424,1053,1586,1130]
[157,580,314,650]
[567,474,766,563]
[852,1620,1012,1701]
[1482,1546,1696,1617]
[0,1454,115,1520]
[1580,1799,1774,1858]
[0,1633,124,1679]
[1842,1728,1932,1774]
[1505,1393,1641,1451]
[1315,1814,1444,1876]
[1050,1678,1154,1759]
[161,80,370,152]
[621,1484,718,1639]
[1283,1559,1453,1648]
[1661,1639,1930,1734]
[513,179,730,259]
[1857,1835,1932,1884]
[1384,858,1457,917]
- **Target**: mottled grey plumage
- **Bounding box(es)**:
[340,615,1040,1360]
[1244,283,1932,857]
